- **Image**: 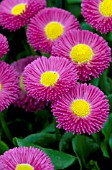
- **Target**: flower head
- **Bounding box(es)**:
[0,33,9,58]
[12,56,45,112]
[0,146,54,170]
[27,7,80,54]
[52,83,109,134]
[52,30,111,81]
[0,61,19,112]
[81,0,112,34]
[0,0,46,31]
[23,56,78,101]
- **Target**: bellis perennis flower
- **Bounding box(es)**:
[27,7,80,54]
[23,56,78,101]
[52,83,109,134]
[52,30,111,81]
[0,146,54,170]
[0,0,46,31]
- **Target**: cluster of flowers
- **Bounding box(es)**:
[0,0,112,168]
[0,0,111,134]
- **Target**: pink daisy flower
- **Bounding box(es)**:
[52,30,111,81]
[0,33,9,58]
[81,0,112,34]
[12,56,45,112]
[52,83,109,134]
[27,7,80,54]
[0,0,46,31]
[0,146,54,170]
[0,61,19,112]
[23,56,79,101]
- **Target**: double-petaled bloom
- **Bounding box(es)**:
[0,0,46,31]
[0,33,9,58]
[82,0,112,33]
[0,146,54,170]
[12,56,45,112]
[23,56,78,101]
[0,61,19,112]
[52,30,111,81]
[27,7,80,54]
[52,83,109,134]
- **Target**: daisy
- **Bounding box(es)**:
[12,56,45,112]
[0,146,54,170]
[52,30,111,81]
[0,33,9,58]
[81,0,112,34]
[0,61,19,112]
[23,56,78,101]
[0,0,46,31]
[52,83,109,134]
[27,7,80,54]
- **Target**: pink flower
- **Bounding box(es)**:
[81,0,112,34]
[52,30,111,81]
[0,33,9,58]
[0,0,46,31]
[0,61,19,112]
[0,146,54,170]
[23,56,78,101]
[27,7,80,54]
[52,83,109,134]
[12,56,45,112]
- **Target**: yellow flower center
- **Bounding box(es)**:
[15,164,34,170]
[11,4,26,15]
[40,71,59,87]
[44,22,64,40]
[99,0,112,17]
[71,99,90,117]
[70,44,94,64]
[0,83,2,91]
[20,76,24,91]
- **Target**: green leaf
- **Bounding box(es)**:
[42,122,55,133]
[13,132,56,148]
[42,148,76,170]
[67,4,81,18]
[107,94,112,112]
[109,134,112,151]
[99,70,110,95]
[81,22,95,32]
[55,0,62,8]
[107,78,112,94]
[72,135,99,169]
[67,0,81,3]
[90,78,99,87]
[101,141,109,158]
[59,132,73,151]
[102,113,112,140]
[0,141,9,155]
[101,113,112,158]
[91,133,100,144]
[107,32,112,42]
[13,138,77,169]
[88,160,100,170]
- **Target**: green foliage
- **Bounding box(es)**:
[59,132,73,151]
[0,141,9,154]
[72,135,99,169]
